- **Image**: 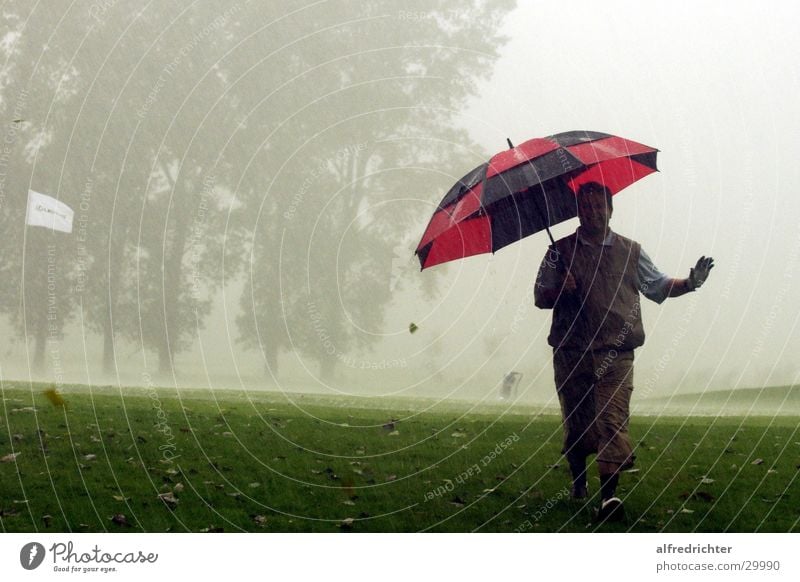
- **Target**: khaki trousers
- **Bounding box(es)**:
[553,348,635,466]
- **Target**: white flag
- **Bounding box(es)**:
[25,190,74,233]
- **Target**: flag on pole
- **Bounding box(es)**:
[25,190,74,233]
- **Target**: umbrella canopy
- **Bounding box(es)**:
[415,130,658,270]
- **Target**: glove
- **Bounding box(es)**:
[689,256,714,290]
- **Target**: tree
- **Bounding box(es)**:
[233,0,515,380]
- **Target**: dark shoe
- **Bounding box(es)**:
[571,483,588,499]
[597,497,625,523]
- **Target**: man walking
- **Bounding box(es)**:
[534,181,714,522]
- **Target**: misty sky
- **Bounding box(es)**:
[406,0,800,401]
[1,1,798,405]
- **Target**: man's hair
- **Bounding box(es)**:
[576,181,613,211]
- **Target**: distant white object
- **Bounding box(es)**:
[25,190,74,233]
[500,372,522,400]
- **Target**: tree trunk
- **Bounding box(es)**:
[102,312,115,374]
[264,345,279,379]
[32,327,46,374]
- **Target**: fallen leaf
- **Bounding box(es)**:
[110,514,130,527]
[387,430,400,437]
[700,477,715,484]
[83,454,97,461]
[158,492,178,509]
[252,515,267,527]
[173,483,184,493]
[680,508,694,514]
[385,474,397,482]
[1,452,21,463]
[409,323,418,334]
[43,388,66,407]
[339,517,354,530]
[751,458,764,465]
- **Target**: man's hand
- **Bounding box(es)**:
[689,256,715,290]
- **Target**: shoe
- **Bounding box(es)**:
[571,483,588,499]
[597,497,625,523]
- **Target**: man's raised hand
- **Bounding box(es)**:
[689,256,715,290]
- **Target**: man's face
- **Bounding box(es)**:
[577,189,612,235]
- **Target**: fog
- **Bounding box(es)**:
[1,1,798,411]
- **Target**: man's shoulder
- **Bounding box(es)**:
[611,231,641,250]
[553,231,579,250]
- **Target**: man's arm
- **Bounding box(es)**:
[534,246,577,309]
[639,252,715,303]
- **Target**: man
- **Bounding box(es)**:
[533,181,714,522]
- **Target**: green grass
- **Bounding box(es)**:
[1,382,799,533]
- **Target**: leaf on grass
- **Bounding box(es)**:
[112,495,130,502]
[385,474,397,482]
[173,483,184,493]
[680,508,694,514]
[342,500,356,506]
[623,468,640,474]
[751,458,764,465]
[11,407,36,413]
[12,434,23,441]
[248,482,261,488]
[158,492,178,509]
[83,454,97,461]
[43,388,66,408]
[252,515,267,527]
[767,469,777,474]
[700,477,715,484]
[387,430,400,436]
[110,513,130,527]
[338,517,354,530]
[451,430,467,438]
[199,526,224,533]
[1,452,21,463]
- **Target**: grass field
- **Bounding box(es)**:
[2,382,799,533]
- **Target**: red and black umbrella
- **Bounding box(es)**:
[415,130,658,270]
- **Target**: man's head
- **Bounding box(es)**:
[576,182,613,237]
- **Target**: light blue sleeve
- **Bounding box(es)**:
[638,247,671,304]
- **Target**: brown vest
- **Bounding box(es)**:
[548,231,645,351]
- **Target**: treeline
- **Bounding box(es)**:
[0,0,512,379]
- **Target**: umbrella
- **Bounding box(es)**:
[415,130,658,270]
